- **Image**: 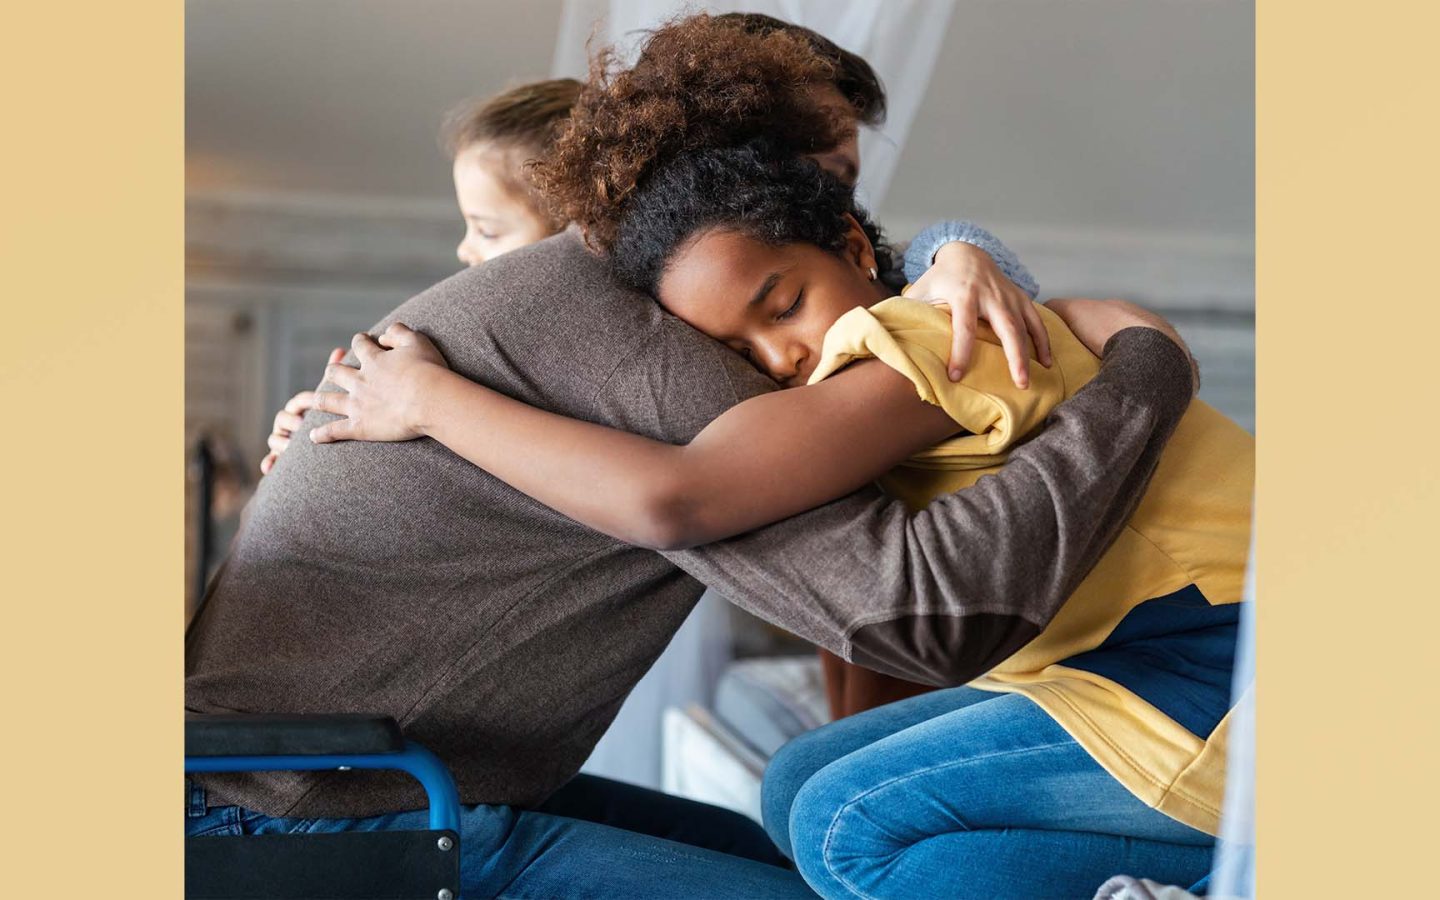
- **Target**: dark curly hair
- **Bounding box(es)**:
[531,14,858,252]
[611,141,897,298]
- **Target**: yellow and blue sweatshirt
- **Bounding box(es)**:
[810,298,1254,835]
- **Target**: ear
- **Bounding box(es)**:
[840,213,878,276]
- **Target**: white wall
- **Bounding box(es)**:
[885,0,1254,236]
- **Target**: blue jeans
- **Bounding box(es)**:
[537,774,791,866]
[762,687,1216,900]
[186,775,812,898]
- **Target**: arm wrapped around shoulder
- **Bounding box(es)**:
[843,325,1196,686]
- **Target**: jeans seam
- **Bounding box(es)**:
[189,806,242,838]
[287,817,317,834]
[818,740,1075,900]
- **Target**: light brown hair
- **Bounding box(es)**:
[440,78,583,226]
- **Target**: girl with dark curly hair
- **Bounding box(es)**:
[526,12,1062,729]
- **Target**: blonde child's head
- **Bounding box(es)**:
[440,78,582,266]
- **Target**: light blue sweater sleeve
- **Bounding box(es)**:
[902,220,1039,300]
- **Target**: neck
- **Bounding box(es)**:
[867,277,893,304]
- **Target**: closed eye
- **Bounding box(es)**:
[467,217,499,239]
[777,291,805,321]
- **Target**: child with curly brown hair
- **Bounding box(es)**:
[532,12,1061,721]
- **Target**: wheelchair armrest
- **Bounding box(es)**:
[185,714,461,899]
[185,713,405,758]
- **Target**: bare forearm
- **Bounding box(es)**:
[412,366,691,548]
[411,359,956,551]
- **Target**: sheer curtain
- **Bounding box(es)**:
[552,0,955,789]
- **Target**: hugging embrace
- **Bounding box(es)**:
[186,13,1253,900]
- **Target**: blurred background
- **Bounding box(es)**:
[186,0,1254,806]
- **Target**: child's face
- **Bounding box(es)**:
[452,145,555,267]
[655,220,885,388]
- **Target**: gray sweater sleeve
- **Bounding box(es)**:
[903,220,1040,299]
[664,327,1193,686]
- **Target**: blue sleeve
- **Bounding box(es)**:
[902,220,1040,300]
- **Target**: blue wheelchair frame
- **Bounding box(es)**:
[186,741,462,834]
[185,716,463,899]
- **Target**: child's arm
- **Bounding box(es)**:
[311,324,958,551]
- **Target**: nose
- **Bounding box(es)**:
[457,239,479,268]
[755,340,810,388]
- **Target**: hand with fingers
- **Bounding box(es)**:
[902,241,1053,388]
[259,347,347,474]
[308,323,451,445]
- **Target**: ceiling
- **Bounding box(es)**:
[186,0,1254,237]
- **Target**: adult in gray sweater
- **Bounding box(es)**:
[185,229,1197,897]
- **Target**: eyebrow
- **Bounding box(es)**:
[748,272,783,308]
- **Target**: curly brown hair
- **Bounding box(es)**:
[531,14,855,252]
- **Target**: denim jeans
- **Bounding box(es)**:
[762,687,1216,900]
[186,774,812,898]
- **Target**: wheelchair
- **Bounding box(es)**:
[185,713,462,899]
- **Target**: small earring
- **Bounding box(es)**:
[867,267,878,281]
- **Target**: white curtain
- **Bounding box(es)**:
[552,0,957,211]
[555,0,954,788]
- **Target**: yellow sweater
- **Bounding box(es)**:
[809,298,1255,835]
